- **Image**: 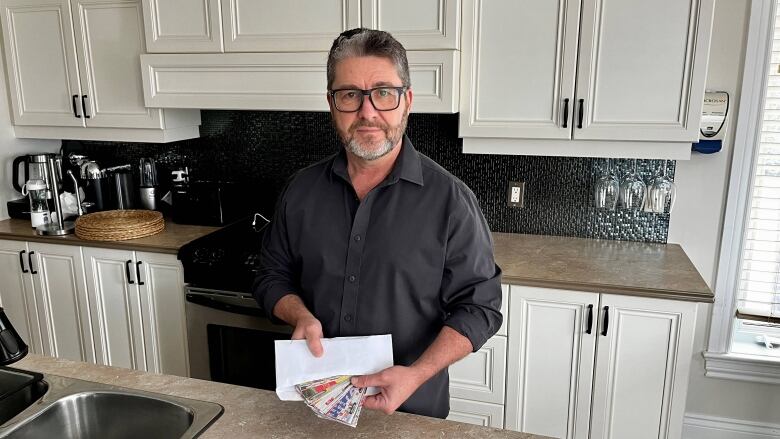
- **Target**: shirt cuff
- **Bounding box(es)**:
[444,307,500,353]
[260,282,297,323]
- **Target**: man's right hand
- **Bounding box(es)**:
[292,316,324,357]
[273,294,325,357]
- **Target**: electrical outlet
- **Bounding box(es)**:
[507,181,525,208]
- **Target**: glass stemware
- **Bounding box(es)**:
[619,159,647,211]
[594,158,619,210]
[645,160,676,214]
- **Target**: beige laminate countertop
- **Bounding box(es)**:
[15,354,548,439]
[493,232,713,303]
[0,218,712,303]
[0,218,218,255]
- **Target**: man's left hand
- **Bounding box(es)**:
[351,366,425,415]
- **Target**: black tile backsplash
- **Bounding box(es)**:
[63,111,675,243]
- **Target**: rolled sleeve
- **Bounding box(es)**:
[252,188,299,321]
[440,185,503,352]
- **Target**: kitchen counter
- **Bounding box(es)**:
[0,218,712,302]
[494,233,713,303]
[14,354,547,439]
[0,218,218,255]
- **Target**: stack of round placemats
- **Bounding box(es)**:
[75,210,164,241]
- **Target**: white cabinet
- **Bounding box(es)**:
[143,0,223,52]
[0,240,43,355]
[589,294,696,439]
[361,0,460,50]
[506,287,597,439]
[459,0,716,159]
[448,398,504,428]
[0,0,200,142]
[82,247,188,376]
[506,286,697,439]
[27,242,94,363]
[222,0,360,52]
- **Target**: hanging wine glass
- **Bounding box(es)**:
[619,159,647,210]
[645,160,676,214]
[594,158,619,210]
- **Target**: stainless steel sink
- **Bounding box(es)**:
[0,374,223,439]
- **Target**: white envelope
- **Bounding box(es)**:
[274,334,394,400]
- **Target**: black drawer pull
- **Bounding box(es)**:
[135,261,145,286]
[72,95,81,118]
[577,98,584,129]
[562,98,570,128]
[82,95,91,119]
[28,251,37,274]
[18,250,28,273]
[125,260,134,284]
[585,304,593,334]
[601,306,610,336]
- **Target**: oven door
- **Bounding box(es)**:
[185,287,291,391]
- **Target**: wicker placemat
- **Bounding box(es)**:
[75,210,165,241]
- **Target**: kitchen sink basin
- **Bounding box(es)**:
[0,375,223,439]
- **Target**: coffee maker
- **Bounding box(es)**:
[8,153,60,221]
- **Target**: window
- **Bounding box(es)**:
[705,0,780,381]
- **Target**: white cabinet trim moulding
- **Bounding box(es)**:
[462,137,693,160]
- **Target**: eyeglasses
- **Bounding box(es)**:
[329,86,407,112]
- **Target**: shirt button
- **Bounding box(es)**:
[344,314,353,322]
[348,275,356,283]
[354,235,361,242]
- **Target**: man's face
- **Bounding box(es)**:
[328,56,413,161]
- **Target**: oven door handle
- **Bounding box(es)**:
[186,292,265,317]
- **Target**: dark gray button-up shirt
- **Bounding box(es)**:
[254,136,502,418]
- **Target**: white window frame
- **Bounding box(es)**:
[704,0,780,384]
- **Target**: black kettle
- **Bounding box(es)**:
[0,308,28,366]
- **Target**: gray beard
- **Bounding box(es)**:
[346,138,395,161]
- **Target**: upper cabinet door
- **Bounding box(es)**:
[574,0,715,142]
[71,0,163,129]
[361,0,459,50]
[142,0,223,52]
[0,0,84,127]
[222,0,360,52]
[459,0,581,139]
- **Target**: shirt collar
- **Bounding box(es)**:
[330,135,424,187]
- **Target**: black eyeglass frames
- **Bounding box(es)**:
[329,86,408,112]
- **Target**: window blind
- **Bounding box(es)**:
[736,6,780,324]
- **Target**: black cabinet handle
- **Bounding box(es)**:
[28,251,37,274]
[585,304,593,334]
[125,260,135,285]
[135,261,145,286]
[18,250,28,274]
[82,95,90,119]
[601,306,610,336]
[72,95,81,118]
[562,98,570,128]
[577,98,584,129]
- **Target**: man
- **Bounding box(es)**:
[254,28,502,419]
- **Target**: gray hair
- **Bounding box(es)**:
[326,28,410,90]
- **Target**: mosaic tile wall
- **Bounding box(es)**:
[63,111,676,243]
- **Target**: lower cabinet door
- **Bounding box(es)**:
[135,251,189,376]
[82,247,145,370]
[447,398,504,428]
[28,242,94,363]
[0,240,42,354]
[506,286,599,439]
[589,294,697,439]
